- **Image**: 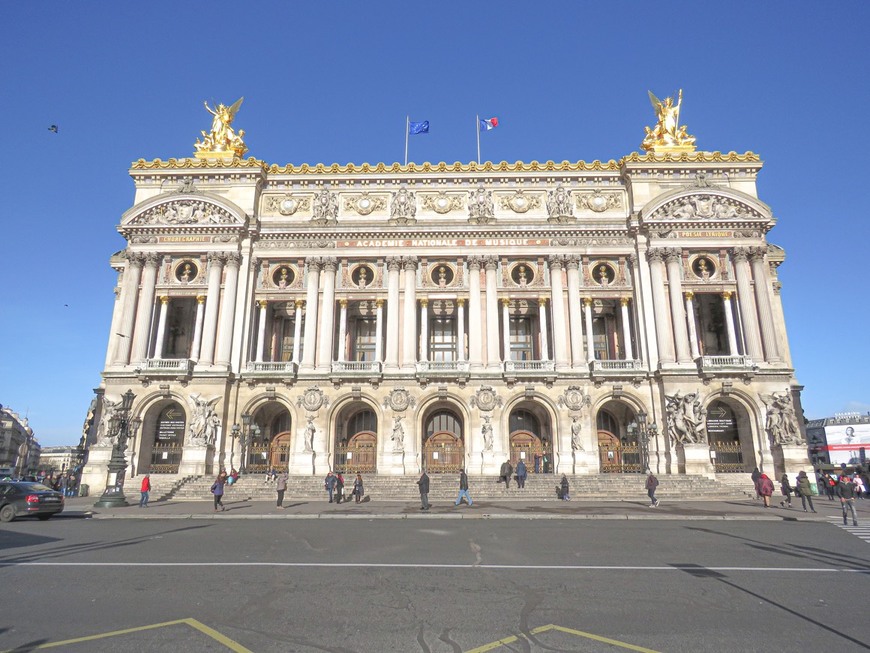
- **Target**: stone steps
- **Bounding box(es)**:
[161,473,751,502]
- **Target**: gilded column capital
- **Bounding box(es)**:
[339,299,348,308]
[419,298,428,308]
[721,291,733,300]
[257,300,269,309]
[538,297,548,306]
[196,295,206,304]
[501,297,511,307]
[294,298,305,308]
[620,297,630,307]
[582,297,593,308]
[456,298,465,306]
[683,291,694,300]
[159,295,170,304]
[376,298,385,308]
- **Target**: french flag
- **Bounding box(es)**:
[479,117,499,131]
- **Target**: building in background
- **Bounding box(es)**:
[806,413,870,468]
[81,93,812,491]
[0,405,39,477]
[38,446,78,476]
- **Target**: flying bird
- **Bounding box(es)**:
[48,125,58,133]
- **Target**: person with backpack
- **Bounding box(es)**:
[779,473,793,509]
[795,470,817,513]
[758,473,775,508]
[645,470,659,507]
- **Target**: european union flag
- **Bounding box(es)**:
[409,120,429,135]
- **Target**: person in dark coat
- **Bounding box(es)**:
[324,471,336,503]
[560,474,570,501]
[838,474,859,526]
[645,471,659,507]
[516,459,527,489]
[210,471,227,512]
[500,460,513,489]
[751,467,761,500]
[352,473,364,503]
[455,469,473,506]
[275,470,288,508]
[779,473,793,509]
[335,473,345,504]
[417,471,430,510]
[758,473,775,508]
[796,470,816,513]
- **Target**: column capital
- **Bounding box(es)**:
[376,298,385,308]
[564,254,581,269]
[339,298,348,308]
[501,297,511,307]
[294,298,305,308]
[683,291,694,300]
[483,256,499,271]
[207,251,226,265]
[419,298,428,307]
[321,257,338,272]
[144,252,162,267]
[620,297,630,307]
[466,256,483,271]
[663,248,682,264]
[547,254,565,270]
[124,250,146,267]
[306,258,324,273]
[402,256,419,271]
[196,295,206,304]
[749,246,767,262]
[645,248,665,264]
[386,256,403,271]
[456,298,465,306]
[721,291,733,300]
[538,297,548,306]
[159,295,169,304]
[225,252,242,268]
[730,246,751,263]
[582,297,593,308]
[257,300,269,309]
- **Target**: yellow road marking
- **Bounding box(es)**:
[1,617,254,652]
[465,623,661,653]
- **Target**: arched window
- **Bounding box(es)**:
[426,410,462,438]
[509,409,541,434]
[597,410,618,435]
[348,409,376,436]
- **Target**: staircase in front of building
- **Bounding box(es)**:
[146,472,757,503]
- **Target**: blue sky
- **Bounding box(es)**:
[2,2,868,446]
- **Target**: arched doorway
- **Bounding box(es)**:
[508,406,552,473]
[422,408,464,473]
[243,404,291,473]
[334,406,378,473]
[706,399,755,473]
[269,432,292,469]
[597,401,645,473]
[138,401,185,475]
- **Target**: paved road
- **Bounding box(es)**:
[1,508,869,652]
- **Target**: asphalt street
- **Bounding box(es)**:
[1,513,869,652]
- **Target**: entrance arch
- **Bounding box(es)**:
[334,405,378,473]
[422,408,464,473]
[508,405,552,473]
[706,398,756,473]
[137,401,186,475]
[596,401,645,473]
[244,403,292,473]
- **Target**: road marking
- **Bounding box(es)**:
[466,623,660,653]
[2,561,869,573]
[0,618,252,652]
[834,523,870,544]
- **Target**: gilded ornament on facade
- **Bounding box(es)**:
[499,190,541,214]
[421,192,463,214]
[344,192,386,216]
[194,97,248,159]
[576,191,622,213]
[641,90,697,153]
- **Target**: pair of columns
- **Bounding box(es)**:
[646,247,779,364]
[112,250,241,366]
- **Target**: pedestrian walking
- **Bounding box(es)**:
[324,471,336,503]
[335,472,345,504]
[275,470,288,508]
[560,474,570,501]
[796,470,816,513]
[854,473,866,499]
[779,473,793,509]
[645,470,659,507]
[211,471,227,512]
[823,473,837,500]
[516,459,527,489]
[500,459,513,489]
[751,466,761,500]
[139,474,151,508]
[352,473,364,503]
[455,469,473,506]
[838,474,859,526]
[758,473,775,508]
[417,470,430,510]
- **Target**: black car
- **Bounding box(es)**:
[0,481,65,522]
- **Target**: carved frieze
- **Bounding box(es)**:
[467,186,495,224]
[130,200,238,226]
[499,190,541,214]
[344,192,387,216]
[263,194,312,216]
[312,189,339,224]
[421,192,464,214]
[389,187,417,224]
[650,194,761,221]
[546,185,574,221]
[576,190,622,213]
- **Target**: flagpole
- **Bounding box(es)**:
[476,114,480,165]
[404,116,409,167]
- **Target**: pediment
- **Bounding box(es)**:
[122,192,246,227]
[641,188,771,223]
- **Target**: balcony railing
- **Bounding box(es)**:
[503,360,556,373]
[331,360,383,375]
[590,359,645,373]
[245,361,298,375]
[138,359,193,375]
[700,355,755,369]
[415,361,471,375]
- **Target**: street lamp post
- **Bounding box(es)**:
[240,413,252,473]
[94,389,135,508]
[629,410,658,473]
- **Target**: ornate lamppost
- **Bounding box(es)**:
[94,389,135,508]
[629,410,658,473]
[240,413,251,473]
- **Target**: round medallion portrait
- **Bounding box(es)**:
[272,266,296,289]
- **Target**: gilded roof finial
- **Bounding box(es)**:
[641,89,696,153]
[194,97,248,159]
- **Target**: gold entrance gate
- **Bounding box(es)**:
[423,433,464,473]
[150,443,183,474]
[334,432,377,473]
[598,432,643,473]
[509,431,547,473]
[710,441,744,473]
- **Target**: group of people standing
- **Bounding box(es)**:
[753,466,861,525]
[324,471,365,505]
[498,459,528,489]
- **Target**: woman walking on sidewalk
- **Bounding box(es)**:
[779,473,793,509]
[645,471,659,507]
[352,473,364,503]
[211,471,227,512]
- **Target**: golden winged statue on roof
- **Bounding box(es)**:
[194,97,248,158]
[641,89,696,152]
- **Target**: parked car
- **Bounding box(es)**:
[0,481,65,522]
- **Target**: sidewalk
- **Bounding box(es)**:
[59,495,868,521]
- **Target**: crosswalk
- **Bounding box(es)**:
[831,521,870,545]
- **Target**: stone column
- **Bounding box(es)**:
[484,257,500,368]
[419,299,429,362]
[684,292,700,360]
[467,258,484,369]
[255,300,269,363]
[620,298,633,360]
[292,299,304,363]
[215,253,241,367]
[501,298,511,361]
[583,298,595,363]
[401,257,418,369]
[456,298,466,362]
[548,256,569,369]
[317,258,338,369]
[153,296,170,359]
[384,257,402,370]
[722,292,738,356]
[300,259,322,370]
[646,249,674,364]
[190,295,206,362]
[750,247,780,362]
[375,299,384,362]
[665,249,692,364]
[731,248,764,361]
[114,252,144,365]
[538,297,549,360]
[131,253,161,363]
[337,299,348,362]
[198,253,225,366]
[565,256,585,366]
